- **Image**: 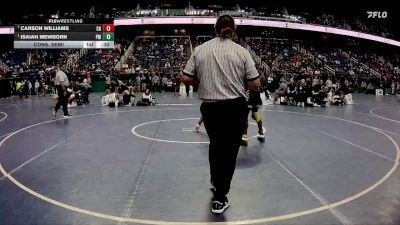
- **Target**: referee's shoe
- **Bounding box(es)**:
[211,198,230,214]
[210,181,230,213]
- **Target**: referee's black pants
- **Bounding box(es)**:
[200,97,248,202]
[55,85,69,116]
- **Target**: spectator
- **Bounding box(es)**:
[105,74,111,89]
[152,74,161,93]
[136,88,154,106]
[34,80,40,95]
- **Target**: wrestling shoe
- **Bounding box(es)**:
[193,124,200,133]
[240,135,248,146]
[257,128,265,143]
[52,108,57,117]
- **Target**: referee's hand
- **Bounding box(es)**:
[175,75,183,82]
[179,74,200,88]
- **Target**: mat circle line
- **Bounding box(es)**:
[0,112,7,123]
[0,108,398,225]
[131,118,260,144]
[369,107,400,125]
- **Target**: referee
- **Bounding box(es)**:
[180,15,261,214]
[52,63,71,118]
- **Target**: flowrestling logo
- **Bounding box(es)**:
[367,11,388,18]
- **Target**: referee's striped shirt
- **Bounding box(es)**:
[183,37,259,101]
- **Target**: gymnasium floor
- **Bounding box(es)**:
[0,93,399,225]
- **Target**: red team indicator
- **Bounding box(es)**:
[102,24,114,32]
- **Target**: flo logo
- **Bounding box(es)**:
[367,11,388,18]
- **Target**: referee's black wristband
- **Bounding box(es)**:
[182,71,196,77]
[246,76,260,81]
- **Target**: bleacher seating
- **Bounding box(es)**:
[124,36,190,77]
[75,40,128,75]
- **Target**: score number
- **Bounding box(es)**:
[102,24,114,41]
[102,24,114,32]
[103,32,114,41]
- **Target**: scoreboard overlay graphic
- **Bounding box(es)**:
[14,19,114,49]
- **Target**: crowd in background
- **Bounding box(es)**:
[246,38,400,96]
[121,36,190,76]
[307,14,393,39]
[263,75,354,107]
[101,77,158,107]
[10,75,93,106]
[1,5,397,39]
[1,4,400,87]
[1,49,79,79]
[112,36,192,94]
[73,40,129,77]
[1,34,399,106]
[120,8,397,40]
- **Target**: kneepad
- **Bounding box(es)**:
[251,111,261,122]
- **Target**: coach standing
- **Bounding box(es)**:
[180,15,261,214]
[52,64,71,118]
